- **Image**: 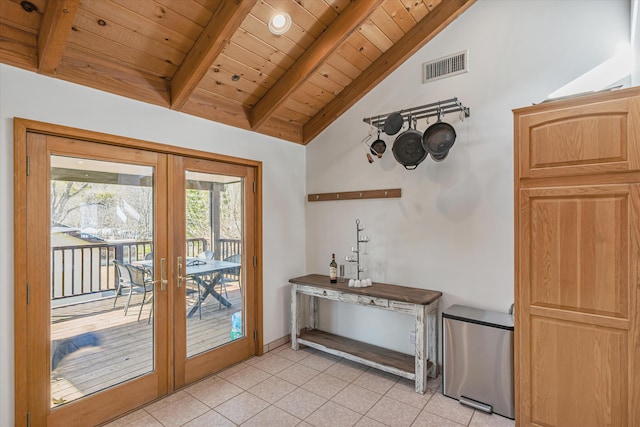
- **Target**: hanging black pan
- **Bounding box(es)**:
[383,111,404,135]
[370,129,386,158]
[422,111,456,156]
[392,117,428,170]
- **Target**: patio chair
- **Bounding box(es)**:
[113,260,153,323]
[125,263,154,323]
[113,259,133,309]
[197,250,214,260]
[186,276,203,320]
[217,254,241,308]
[187,250,212,319]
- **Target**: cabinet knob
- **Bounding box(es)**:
[323,290,327,296]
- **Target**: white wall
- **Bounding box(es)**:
[0,0,635,424]
[306,0,633,355]
[0,64,307,425]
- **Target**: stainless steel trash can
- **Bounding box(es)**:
[442,304,514,419]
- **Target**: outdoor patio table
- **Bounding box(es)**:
[185,259,240,316]
[136,259,240,317]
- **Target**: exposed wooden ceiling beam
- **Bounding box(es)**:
[55,48,171,107]
[180,89,303,143]
[170,0,257,111]
[302,0,477,144]
[38,0,80,74]
[249,0,384,131]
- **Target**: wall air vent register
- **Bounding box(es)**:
[422,50,468,83]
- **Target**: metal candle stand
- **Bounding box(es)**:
[346,219,369,280]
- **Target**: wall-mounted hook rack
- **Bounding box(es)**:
[362,97,470,129]
[307,188,401,202]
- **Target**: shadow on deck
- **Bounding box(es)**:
[50,282,242,407]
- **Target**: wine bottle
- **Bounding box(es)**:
[329,253,337,283]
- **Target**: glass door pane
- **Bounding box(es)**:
[184,171,244,357]
[49,155,155,407]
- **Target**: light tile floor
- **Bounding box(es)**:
[105,345,515,427]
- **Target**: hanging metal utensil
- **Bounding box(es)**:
[360,132,375,164]
[422,107,456,157]
[392,113,428,170]
[383,111,404,136]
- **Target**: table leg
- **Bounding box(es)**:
[207,282,232,307]
[426,302,438,379]
[415,305,427,394]
[186,275,232,318]
[291,285,299,350]
[186,278,208,318]
[309,295,318,329]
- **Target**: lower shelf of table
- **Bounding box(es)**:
[296,329,432,380]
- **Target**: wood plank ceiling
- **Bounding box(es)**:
[0,0,475,144]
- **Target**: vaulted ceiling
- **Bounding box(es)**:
[0,0,475,144]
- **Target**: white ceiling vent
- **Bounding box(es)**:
[422,50,468,84]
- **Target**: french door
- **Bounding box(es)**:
[16,121,260,426]
[172,156,257,388]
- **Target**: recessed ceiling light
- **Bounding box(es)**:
[269,12,291,35]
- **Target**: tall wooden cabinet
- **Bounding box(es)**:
[514,87,640,427]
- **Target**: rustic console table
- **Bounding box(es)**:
[290,274,441,394]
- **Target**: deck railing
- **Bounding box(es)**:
[219,239,241,261]
[51,238,241,299]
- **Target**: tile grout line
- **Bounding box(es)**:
[116,343,512,427]
[270,354,390,426]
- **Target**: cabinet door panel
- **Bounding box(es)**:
[518,183,640,426]
[529,316,628,427]
[515,88,640,427]
[517,97,640,178]
[523,185,629,319]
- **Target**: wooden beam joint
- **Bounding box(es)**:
[38,0,80,74]
[170,0,257,110]
[302,0,477,144]
[249,0,384,131]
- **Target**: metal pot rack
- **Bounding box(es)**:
[362,97,470,129]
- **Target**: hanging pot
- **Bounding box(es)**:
[392,117,428,170]
[370,129,386,158]
[383,111,404,136]
[422,113,456,156]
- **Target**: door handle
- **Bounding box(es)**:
[149,258,168,290]
[159,258,168,290]
[177,256,186,288]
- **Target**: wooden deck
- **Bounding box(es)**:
[50,282,242,407]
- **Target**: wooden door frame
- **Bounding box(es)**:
[25,133,171,427]
[13,118,263,426]
[172,156,258,388]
